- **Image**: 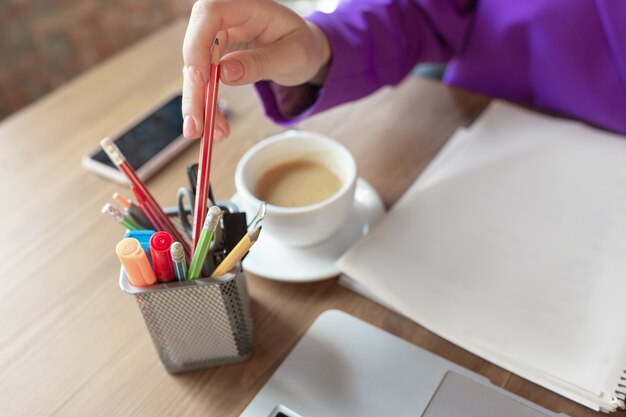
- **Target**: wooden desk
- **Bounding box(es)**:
[0,19,613,417]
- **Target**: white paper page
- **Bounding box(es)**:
[339,102,626,406]
[416,128,468,185]
[415,102,585,189]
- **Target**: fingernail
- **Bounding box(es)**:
[186,66,204,87]
[183,115,196,138]
[214,127,226,141]
[222,60,243,82]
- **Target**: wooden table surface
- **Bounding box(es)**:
[0,19,617,417]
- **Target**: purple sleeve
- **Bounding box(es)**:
[255,0,476,125]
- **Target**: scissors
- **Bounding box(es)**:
[177,163,240,238]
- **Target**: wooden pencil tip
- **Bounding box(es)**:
[250,225,262,241]
[211,38,220,63]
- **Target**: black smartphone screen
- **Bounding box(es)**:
[90,95,183,170]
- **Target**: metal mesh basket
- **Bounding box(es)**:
[119,266,254,373]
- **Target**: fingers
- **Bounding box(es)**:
[183,108,230,141]
[182,0,254,138]
[181,0,329,138]
[182,66,205,139]
[220,38,307,86]
[214,110,230,141]
[182,64,230,140]
[221,23,331,87]
[183,0,253,70]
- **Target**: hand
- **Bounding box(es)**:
[182,0,331,139]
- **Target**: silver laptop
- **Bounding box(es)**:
[240,310,569,417]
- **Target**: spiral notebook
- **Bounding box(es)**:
[338,101,626,413]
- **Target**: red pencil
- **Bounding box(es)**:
[130,184,191,262]
[193,38,221,249]
[130,185,159,228]
[100,138,191,261]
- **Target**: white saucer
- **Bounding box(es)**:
[232,178,385,282]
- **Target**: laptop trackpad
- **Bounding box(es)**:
[422,372,553,417]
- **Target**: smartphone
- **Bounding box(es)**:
[82,94,191,184]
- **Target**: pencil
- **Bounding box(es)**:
[193,38,221,249]
[100,137,191,261]
[101,203,142,230]
[170,242,187,281]
[210,226,261,277]
[188,205,222,280]
[130,185,159,229]
[112,192,152,229]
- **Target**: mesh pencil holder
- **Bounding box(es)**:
[119,265,254,373]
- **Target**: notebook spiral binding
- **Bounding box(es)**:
[614,371,626,410]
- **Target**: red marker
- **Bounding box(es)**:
[149,231,175,282]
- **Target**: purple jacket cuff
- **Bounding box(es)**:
[255,0,475,125]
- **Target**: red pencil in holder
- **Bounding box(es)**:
[100,137,191,262]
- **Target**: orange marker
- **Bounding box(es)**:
[116,238,156,287]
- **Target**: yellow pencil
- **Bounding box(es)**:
[211,226,262,277]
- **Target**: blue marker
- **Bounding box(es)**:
[124,230,155,261]
[170,242,187,281]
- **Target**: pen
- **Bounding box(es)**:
[188,205,222,280]
[101,203,142,230]
[211,225,261,278]
[170,242,187,281]
[193,39,221,248]
[116,238,156,287]
[150,231,176,282]
[113,192,152,229]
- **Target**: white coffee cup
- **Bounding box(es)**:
[235,130,357,247]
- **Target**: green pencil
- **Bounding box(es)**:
[188,205,222,279]
[120,216,142,230]
[101,203,142,231]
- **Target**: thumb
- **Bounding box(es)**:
[220,39,316,87]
